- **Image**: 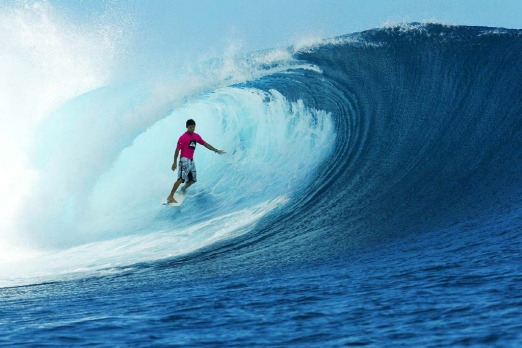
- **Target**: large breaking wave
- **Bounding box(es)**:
[2,23,521,286]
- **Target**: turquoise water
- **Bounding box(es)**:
[1,24,522,346]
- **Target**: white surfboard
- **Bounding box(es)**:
[163,192,185,207]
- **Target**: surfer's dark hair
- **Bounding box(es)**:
[186,119,196,127]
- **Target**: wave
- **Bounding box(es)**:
[2,23,522,286]
[266,23,522,243]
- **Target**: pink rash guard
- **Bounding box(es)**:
[176,131,206,160]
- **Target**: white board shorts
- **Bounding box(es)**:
[178,157,197,183]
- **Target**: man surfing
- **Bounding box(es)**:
[166,119,225,204]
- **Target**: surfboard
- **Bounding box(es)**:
[163,192,185,207]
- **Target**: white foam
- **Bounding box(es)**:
[0,1,122,241]
[0,195,289,288]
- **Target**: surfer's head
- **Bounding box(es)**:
[186,119,196,133]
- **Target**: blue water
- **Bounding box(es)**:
[1,23,522,346]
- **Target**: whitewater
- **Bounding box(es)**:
[0,4,521,346]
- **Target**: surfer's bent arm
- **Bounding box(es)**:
[204,143,226,155]
[172,148,180,171]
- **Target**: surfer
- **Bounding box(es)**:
[167,119,225,204]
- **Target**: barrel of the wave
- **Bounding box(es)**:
[241,23,522,257]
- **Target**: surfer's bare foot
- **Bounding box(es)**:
[167,196,177,203]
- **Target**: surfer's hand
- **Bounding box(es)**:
[215,150,226,155]
[172,163,177,171]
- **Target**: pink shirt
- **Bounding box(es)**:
[177,131,206,160]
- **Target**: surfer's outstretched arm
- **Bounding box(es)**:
[204,143,226,154]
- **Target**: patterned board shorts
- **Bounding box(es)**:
[178,157,197,183]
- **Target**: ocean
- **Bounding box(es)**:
[1,23,521,346]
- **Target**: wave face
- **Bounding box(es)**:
[245,24,522,260]
[3,24,522,285]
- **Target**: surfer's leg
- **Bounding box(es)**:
[181,166,196,194]
[167,178,183,203]
[181,181,194,193]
